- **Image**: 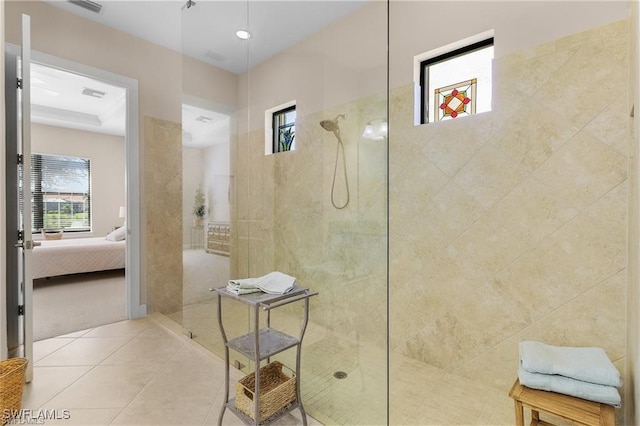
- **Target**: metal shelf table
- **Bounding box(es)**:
[214,286,317,426]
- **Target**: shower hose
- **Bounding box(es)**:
[330,138,349,209]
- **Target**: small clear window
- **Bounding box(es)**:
[420,38,493,124]
[272,105,296,153]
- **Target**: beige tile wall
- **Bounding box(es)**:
[389,18,630,402]
[232,94,388,342]
[231,95,389,423]
[144,116,183,316]
[230,15,631,424]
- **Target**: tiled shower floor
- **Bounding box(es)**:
[173,299,516,425]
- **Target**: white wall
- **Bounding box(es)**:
[389,1,630,88]
[31,123,125,238]
[204,142,231,223]
[182,142,231,247]
[240,1,387,132]
[182,146,205,247]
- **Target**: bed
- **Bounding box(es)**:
[32,237,126,279]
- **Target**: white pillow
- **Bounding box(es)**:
[106,225,126,241]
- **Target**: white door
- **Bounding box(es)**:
[5,14,34,382]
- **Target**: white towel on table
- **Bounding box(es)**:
[518,366,621,407]
[256,271,296,294]
[228,277,259,289]
[519,341,621,387]
[226,285,262,295]
[226,271,296,295]
[226,277,261,295]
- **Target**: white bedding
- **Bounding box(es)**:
[32,237,126,279]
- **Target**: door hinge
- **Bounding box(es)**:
[18,305,25,316]
[17,154,23,165]
[17,78,22,89]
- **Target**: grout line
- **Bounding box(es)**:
[29,322,144,412]
[32,335,79,365]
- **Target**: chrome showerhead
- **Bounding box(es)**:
[320,119,339,132]
[321,114,349,209]
[320,114,346,133]
[181,0,196,10]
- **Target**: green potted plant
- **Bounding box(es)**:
[193,188,207,226]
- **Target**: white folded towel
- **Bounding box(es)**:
[226,285,262,295]
[519,341,621,387]
[226,277,261,295]
[518,366,621,407]
[226,271,296,295]
[256,271,296,294]
[228,277,260,289]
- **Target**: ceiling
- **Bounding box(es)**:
[34,0,365,144]
[31,62,126,136]
[32,63,227,147]
[182,104,230,148]
[43,0,365,75]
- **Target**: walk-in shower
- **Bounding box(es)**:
[180,1,388,424]
[320,114,350,209]
[173,0,633,424]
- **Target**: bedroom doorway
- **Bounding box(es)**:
[4,47,142,349]
[29,62,128,341]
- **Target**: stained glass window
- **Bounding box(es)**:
[272,105,296,153]
[419,37,493,124]
[434,78,477,122]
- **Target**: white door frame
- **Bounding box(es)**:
[7,44,145,320]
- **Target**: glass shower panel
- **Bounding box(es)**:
[243,1,389,424]
[180,1,251,363]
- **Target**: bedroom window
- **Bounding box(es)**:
[31,153,91,233]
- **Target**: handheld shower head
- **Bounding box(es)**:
[320,120,338,132]
[320,114,350,209]
[319,114,346,133]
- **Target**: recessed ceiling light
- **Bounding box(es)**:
[235,30,251,40]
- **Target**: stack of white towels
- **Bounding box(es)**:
[226,271,296,295]
[518,341,621,407]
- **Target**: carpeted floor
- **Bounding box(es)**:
[33,269,127,341]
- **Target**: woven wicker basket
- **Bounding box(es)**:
[0,358,28,426]
[235,361,296,423]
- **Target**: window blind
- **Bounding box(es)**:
[30,153,91,232]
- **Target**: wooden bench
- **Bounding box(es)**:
[509,379,616,426]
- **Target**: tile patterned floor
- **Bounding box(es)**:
[175,299,516,426]
[19,315,318,426]
[19,312,519,425]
